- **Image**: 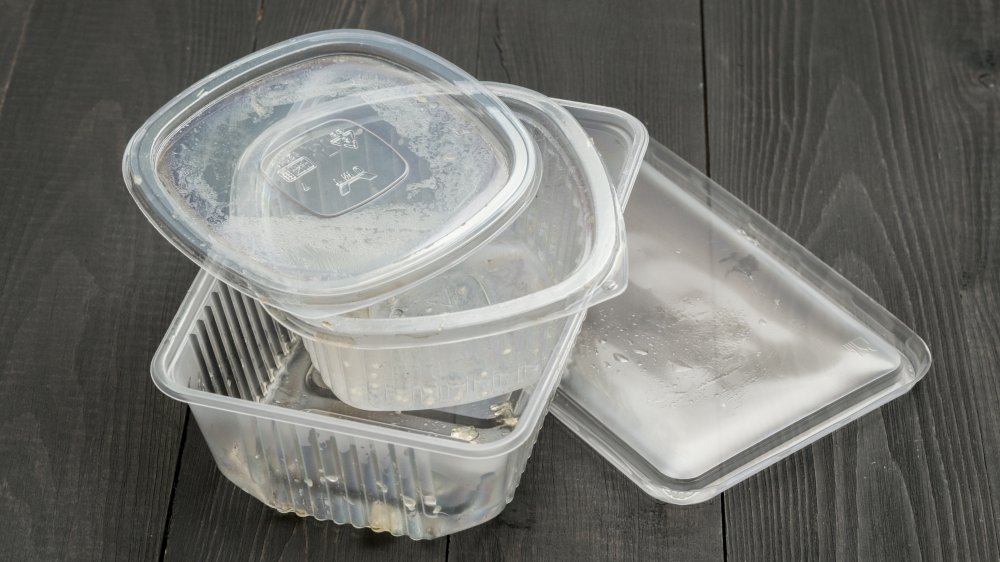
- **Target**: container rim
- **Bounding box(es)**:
[549,96,649,206]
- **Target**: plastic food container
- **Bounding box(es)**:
[149,97,647,540]
[153,271,581,539]
[264,84,636,411]
[123,30,541,318]
[550,137,932,504]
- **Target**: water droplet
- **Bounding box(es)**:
[450,426,479,442]
[302,184,311,191]
[401,495,416,510]
[633,349,648,356]
[602,280,619,291]
[432,505,442,515]
[304,478,313,487]
[375,482,388,493]
[613,353,630,363]
[758,318,767,326]
[324,474,340,484]
[502,348,512,355]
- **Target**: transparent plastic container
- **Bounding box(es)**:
[123,30,539,317]
[263,85,640,411]
[551,138,932,504]
[153,272,582,539]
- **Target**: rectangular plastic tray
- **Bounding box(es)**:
[550,137,931,504]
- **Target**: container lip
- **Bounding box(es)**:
[264,84,633,348]
[151,270,579,460]
[547,95,650,206]
[123,29,537,312]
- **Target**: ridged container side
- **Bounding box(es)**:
[189,403,546,538]
[156,271,578,539]
[187,282,296,399]
[303,318,564,410]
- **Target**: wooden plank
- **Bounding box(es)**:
[447,1,724,560]
[474,0,708,161]
[925,0,1000,555]
[0,0,258,560]
[161,2,479,559]
[0,0,33,116]
[703,0,1000,559]
[254,0,482,74]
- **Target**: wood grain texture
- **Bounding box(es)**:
[0,0,33,117]
[255,0,482,74]
[475,0,707,164]
[0,0,258,559]
[446,1,724,560]
[704,0,1000,560]
[925,0,1000,554]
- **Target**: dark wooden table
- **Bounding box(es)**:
[1,0,997,560]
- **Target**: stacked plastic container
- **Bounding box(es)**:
[125,30,931,539]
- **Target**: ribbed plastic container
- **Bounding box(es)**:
[264,85,641,411]
[153,271,581,539]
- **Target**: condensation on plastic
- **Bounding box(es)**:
[551,137,932,505]
[262,85,637,411]
[123,30,538,317]
[152,272,583,539]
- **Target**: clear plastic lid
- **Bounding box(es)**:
[551,135,931,504]
[264,84,631,348]
[123,30,538,315]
